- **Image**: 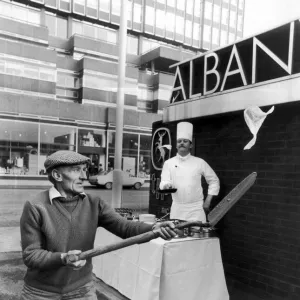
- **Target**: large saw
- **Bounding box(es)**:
[70,172,257,262]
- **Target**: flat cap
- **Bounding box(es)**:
[44,150,90,171]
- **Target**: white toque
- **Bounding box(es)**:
[177,122,193,142]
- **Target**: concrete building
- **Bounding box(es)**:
[0,0,245,183]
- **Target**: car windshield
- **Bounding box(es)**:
[98,170,110,175]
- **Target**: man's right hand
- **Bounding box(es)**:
[61,250,86,270]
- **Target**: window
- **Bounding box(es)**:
[167,0,175,7]
[166,11,175,32]
[40,124,77,174]
[133,2,142,23]
[237,13,243,31]
[139,135,151,178]
[185,19,192,39]
[220,30,227,46]
[212,27,219,45]
[73,20,83,35]
[238,0,244,10]
[176,0,185,11]
[45,13,67,39]
[194,0,202,18]
[193,21,200,41]
[145,6,154,26]
[73,0,85,15]
[221,7,228,25]
[229,9,236,28]
[155,9,165,30]
[0,120,39,175]
[175,15,184,35]
[127,35,138,55]
[59,0,71,11]
[45,0,58,8]
[83,23,96,38]
[112,0,121,15]
[204,1,212,19]
[86,0,98,18]
[203,24,211,42]
[231,0,237,6]
[99,0,110,12]
[213,4,221,23]
[228,32,235,43]
[186,0,193,15]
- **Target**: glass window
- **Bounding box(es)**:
[145,6,154,26]
[155,9,165,30]
[28,7,41,25]
[0,1,11,18]
[83,23,96,38]
[176,0,185,11]
[99,0,110,12]
[193,21,200,40]
[237,13,243,31]
[185,19,192,39]
[238,0,244,10]
[127,0,132,22]
[166,11,174,32]
[73,20,83,35]
[231,0,237,6]
[0,60,5,73]
[60,0,71,11]
[194,0,202,18]
[24,65,39,79]
[73,0,85,14]
[6,61,22,76]
[221,7,228,25]
[45,0,58,8]
[186,0,193,15]
[127,35,138,55]
[157,0,166,4]
[213,4,221,23]
[39,124,76,174]
[175,15,184,35]
[230,10,236,28]
[220,30,227,45]
[139,135,151,178]
[228,32,235,43]
[87,0,97,10]
[204,1,212,19]
[167,0,175,7]
[107,29,117,44]
[0,120,38,175]
[133,2,141,23]
[57,16,68,38]
[212,27,219,45]
[112,0,121,15]
[203,24,211,42]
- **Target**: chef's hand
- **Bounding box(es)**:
[152,221,177,240]
[61,250,86,270]
[162,183,173,189]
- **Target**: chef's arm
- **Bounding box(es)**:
[203,194,214,213]
[159,162,173,189]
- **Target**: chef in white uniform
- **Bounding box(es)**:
[159,122,220,222]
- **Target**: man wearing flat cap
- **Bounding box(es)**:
[160,122,220,222]
[20,150,176,300]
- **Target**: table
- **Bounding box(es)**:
[93,228,229,300]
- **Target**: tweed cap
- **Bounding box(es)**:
[44,150,90,171]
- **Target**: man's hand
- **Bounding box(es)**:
[61,250,86,270]
[152,221,177,240]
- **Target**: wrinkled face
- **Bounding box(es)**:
[53,164,87,197]
[176,139,192,156]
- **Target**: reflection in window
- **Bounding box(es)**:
[40,124,76,174]
[46,13,68,38]
[0,120,38,175]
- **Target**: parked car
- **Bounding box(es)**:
[88,170,145,190]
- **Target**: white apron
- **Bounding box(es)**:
[170,201,206,222]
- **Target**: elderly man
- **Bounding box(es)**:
[20,150,176,300]
[160,122,220,222]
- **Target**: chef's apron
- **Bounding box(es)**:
[170,201,206,222]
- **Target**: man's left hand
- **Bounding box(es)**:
[152,221,177,240]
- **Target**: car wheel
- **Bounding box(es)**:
[105,182,113,190]
[133,182,142,190]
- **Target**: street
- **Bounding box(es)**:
[0,187,150,227]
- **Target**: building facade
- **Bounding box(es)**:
[0,0,245,181]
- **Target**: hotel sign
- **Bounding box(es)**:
[169,20,300,103]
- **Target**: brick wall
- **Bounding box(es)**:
[193,102,300,299]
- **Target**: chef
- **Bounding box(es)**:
[160,122,220,222]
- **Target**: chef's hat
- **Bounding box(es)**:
[177,122,193,142]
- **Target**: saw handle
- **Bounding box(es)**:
[68,221,211,262]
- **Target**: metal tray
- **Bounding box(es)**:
[158,188,177,194]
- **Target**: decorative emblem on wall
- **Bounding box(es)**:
[151,127,172,171]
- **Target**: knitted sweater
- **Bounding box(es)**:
[20,191,152,294]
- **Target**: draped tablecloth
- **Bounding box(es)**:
[93,227,229,300]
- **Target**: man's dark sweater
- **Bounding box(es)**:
[20,190,152,294]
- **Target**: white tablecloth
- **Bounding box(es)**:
[93,228,229,300]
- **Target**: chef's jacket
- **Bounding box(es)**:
[160,153,220,221]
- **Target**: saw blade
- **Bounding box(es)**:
[208,172,257,227]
